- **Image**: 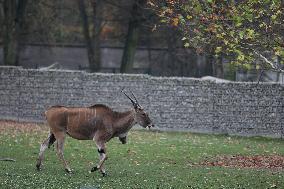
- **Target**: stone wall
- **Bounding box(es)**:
[0,66,283,138]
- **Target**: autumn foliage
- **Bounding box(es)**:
[150,0,284,70]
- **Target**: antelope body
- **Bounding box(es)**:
[36,92,154,176]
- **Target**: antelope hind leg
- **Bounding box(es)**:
[54,132,72,173]
[36,133,56,170]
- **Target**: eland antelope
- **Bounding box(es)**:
[36,91,154,176]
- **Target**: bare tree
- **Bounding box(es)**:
[0,1,3,41]
[77,0,102,72]
[2,0,28,66]
[120,0,146,73]
[90,0,102,72]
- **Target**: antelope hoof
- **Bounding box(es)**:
[91,166,99,172]
[36,163,41,171]
[65,168,72,174]
[119,137,127,144]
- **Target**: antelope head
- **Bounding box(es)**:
[122,90,154,129]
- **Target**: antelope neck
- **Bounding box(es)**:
[113,109,136,135]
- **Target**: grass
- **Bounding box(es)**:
[0,122,284,189]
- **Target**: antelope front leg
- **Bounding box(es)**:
[91,144,108,176]
[118,133,127,144]
[119,136,127,144]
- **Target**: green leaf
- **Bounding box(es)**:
[246,29,255,39]
[243,63,252,70]
[186,15,192,19]
[184,43,190,48]
[229,31,235,37]
[235,49,245,61]
[224,39,229,45]
[271,15,277,20]
[236,22,242,27]
[215,46,222,54]
[239,31,244,39]
[274,46,284,57]
[160,19,167,23]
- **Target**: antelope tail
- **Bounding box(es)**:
[43,111,48,120]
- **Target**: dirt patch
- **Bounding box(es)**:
[199,155,284,170]
[0,120,48,134]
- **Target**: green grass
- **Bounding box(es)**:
[0,124,284,189]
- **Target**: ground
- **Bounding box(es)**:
[0,120,284,189]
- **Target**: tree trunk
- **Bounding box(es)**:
[3,0,27,66]
[276,56,281,82]
[204,54,214,76]
[91,0,102,72]
[0,2,4,36]
[213,55,224,78]
[166,30,177,76]
[77,0,100,72]
[120,0,146,73]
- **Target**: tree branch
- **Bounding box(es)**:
[252,49,283,72]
